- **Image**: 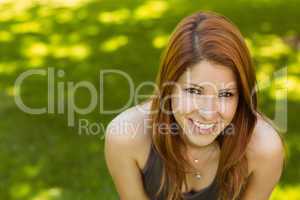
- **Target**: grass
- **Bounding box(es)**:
[0,0,299,199]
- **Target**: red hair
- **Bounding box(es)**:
[146,11,258,200]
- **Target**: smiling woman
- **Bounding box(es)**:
[171,60,239,148]
[104,11,285,200]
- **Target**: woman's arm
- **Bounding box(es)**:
[104,118,150,200]
[242,120,285,200]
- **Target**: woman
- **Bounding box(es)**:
[105,11,285,200]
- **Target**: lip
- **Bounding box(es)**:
[188,118,217,125]
[187,118,217,135]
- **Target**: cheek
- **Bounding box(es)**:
[171,93,196,114]
[218,98,238,120]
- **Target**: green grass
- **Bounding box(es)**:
[0,0,299,199]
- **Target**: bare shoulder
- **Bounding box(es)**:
[104,100,153,199]
[246,114,285,174]
[105,100,153,168]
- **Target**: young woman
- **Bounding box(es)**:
[104,11,285,200]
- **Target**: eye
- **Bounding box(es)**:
[218,92,233,98]
[184,88,202,95]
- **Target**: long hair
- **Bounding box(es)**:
[146,11,258,200]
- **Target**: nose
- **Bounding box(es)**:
[197,95,218,120]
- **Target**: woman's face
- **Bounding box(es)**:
[171,60,239,147]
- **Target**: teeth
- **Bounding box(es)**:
[192,120,215,129]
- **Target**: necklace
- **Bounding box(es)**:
[188,142,218,180]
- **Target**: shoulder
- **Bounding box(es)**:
[104,100,154,199]
[246,113,285,175]
[104,100,153,168]
[240,115,286,199]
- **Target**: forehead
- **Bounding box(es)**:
[178,60,237,88]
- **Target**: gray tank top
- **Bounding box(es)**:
[141,143,219,200]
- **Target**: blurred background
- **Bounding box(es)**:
[0,0,299,199]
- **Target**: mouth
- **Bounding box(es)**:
[187,118,217,135]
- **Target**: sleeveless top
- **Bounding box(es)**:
[141,143,219,200]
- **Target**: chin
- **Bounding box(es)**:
[184,133,218,147]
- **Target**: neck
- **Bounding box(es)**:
[185,140,219,154]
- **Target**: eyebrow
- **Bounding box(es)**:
[185,83,237,91]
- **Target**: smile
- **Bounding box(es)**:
[188,118,217,135]
[193,120,215,129]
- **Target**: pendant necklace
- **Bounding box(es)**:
[188,143,218,180]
